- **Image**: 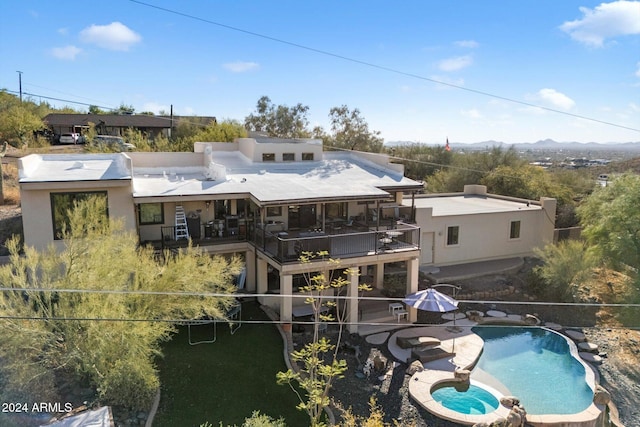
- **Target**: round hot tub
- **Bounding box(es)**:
[431,382,499,415]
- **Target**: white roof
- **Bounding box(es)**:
[40,406,112,427]
[132,151,421,203]
[19,154,131,183]
[407,195,541,216]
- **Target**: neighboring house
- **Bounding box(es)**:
[43,113,216,141]
[19,137,424,333]
[406,185,556,266]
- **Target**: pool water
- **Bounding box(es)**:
[472,326,593,415]
[431,383,499,415]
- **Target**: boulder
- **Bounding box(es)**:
[523,314,540,325]
[373,354,387,372]
[406,360,424,375]
[499,396,520,408]
[593,385,611,405]
[454,368,470,382]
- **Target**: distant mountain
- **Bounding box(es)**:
[385,139,640,152]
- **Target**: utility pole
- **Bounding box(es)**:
[16,71,23,102]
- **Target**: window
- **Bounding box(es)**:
[283,153,295,161]
[50,191,108,240]
[262,153,275,162]
[139,203,164,225]
[302,152,314,161]
[266,206,282,217]
[446,226,459,246]
[326,202,347,219]
[510,220,521,239]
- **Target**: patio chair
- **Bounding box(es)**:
[412,346,456,363]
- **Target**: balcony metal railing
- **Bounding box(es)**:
[254,224,420,263]
[157,223,420,263]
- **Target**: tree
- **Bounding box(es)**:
[192,119,247,142]
[325,106,383,153]
[578,173,640,273]
[276,252,370,427]
[89,105,107,114]
[425,146,524,192]
[387,144,453,181]
[481,164,573,205]
[0,103,45,147]
[245,96,311,138]
[533,240,596,301]
[0,196,241,410]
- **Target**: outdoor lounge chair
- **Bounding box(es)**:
[396,336,441,350]
[412,346,456,363]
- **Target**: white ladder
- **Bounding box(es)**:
[175,205,189,240]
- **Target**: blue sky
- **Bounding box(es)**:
[1,0,639,143]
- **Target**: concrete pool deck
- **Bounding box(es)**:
[390,320,607,426]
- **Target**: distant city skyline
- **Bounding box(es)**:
[1,0,639,143]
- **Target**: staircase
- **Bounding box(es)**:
[175,205,189,240]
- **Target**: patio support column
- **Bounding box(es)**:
[406,257,419,323]
[346,268,359,334]
[374,262,385,290]
[245,249,256,292]
[280,274,293,323]
[256,257,268,297]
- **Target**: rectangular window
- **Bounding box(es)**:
[326,202,347,219]
[262,153,275,162]
[510,220,521,239]
[302,153,314,161]
[266,206,282,217]
[139,203,164,225]
[283,153,295,161]
[50,191,108,240]
[446,226,459,246]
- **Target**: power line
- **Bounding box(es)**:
[1,287,638,308]
[129,0,640,134]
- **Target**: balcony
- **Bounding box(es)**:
[152,221,419,264]
[253,223,420,263]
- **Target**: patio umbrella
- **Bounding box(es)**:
[403,287,458,313]
[403,288,461,350]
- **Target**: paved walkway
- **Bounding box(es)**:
[421,257,524,283]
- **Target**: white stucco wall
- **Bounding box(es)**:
[20,183,135,251]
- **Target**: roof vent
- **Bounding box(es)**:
[70,161,85,169]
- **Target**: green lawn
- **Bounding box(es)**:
[154,301,309,427]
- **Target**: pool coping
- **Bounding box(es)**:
[394,322,607,426]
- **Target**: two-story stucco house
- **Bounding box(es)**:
[19,137,425,333]
[18,137,557,333]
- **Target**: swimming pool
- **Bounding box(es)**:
[431,382,499,415]
[472,326,594,415]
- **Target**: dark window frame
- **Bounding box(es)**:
[262,153,276,162]
[50,191,108,240]
[510,220,521,239]
[282,152,295,161]
[302,152,314,161]
[139,202,164,225]
[266,206,282,217]
[446,225,459,246]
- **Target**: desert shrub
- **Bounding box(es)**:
[533,240,596,302]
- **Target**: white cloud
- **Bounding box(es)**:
[535,88,576,110]
[438,55,473,71]
[50,45,82,60]
[223,61,260,73]
[560,1,640,47]
[461,108,483,119]
[454,40,479,48]
[79,22,141,51]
